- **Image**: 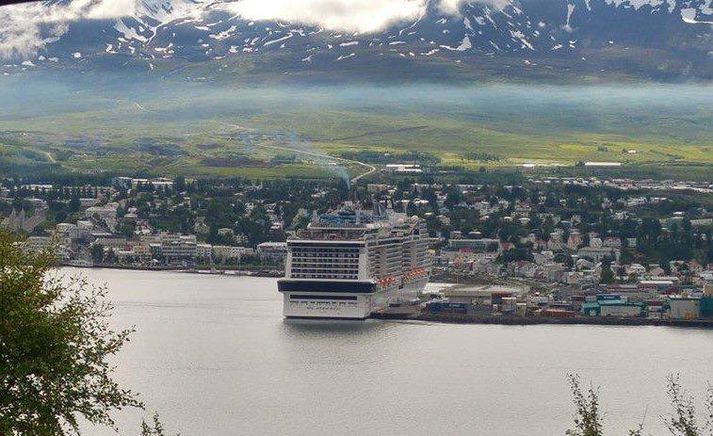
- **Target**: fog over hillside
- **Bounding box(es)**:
[1,75,712,157]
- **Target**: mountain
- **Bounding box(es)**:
[3,0,713,82]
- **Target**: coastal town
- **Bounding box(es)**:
[3,172,713,324]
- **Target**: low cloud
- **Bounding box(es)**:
[439,0,511,14]
[225,0,511,31]
[0,0,512,59]
[223,0,427,33]
[0,0,138,59]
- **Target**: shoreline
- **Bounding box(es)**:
[61,263,284,277]
[64,265,495,282]
[59,267,713,329]
[373,312,713,329]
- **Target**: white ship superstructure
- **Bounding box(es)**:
[278,205,431,319]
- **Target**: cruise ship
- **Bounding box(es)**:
[278,204,431,319]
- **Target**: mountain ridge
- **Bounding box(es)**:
[2,0,713,82]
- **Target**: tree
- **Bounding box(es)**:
[663,374,711,436]
[599,256,615,284]
[291,213,311,231]
[68,193,81,214]
[660,256,672,275]
[91,243,105,264]
[567,373,713,436]
[0,230,141,435]
[116,221,137,239]
[555,252,575,269]
[497,244,534,264]
[105,247,118,263]
[173,176,187,193]
[567,374,604,436]
[444,187,463,208]
[141,413,177,436]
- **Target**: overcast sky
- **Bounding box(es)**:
[0,0,508,59]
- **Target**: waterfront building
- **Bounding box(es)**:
[442,285,527,313]
[56,223,79,239]
[94,236,128,249]
[196,243,213,261]
[213,245,254,262]
[669,297,701,320]
[160,234,197,263]
[257,242,288,263]
[639,279,677,292]
[23,236,52,253]
[22,236,70,260]
[130,244,151,259]
[598,301,644,317]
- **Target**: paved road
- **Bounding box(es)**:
[215,120,376,183]
[258,144,377,184]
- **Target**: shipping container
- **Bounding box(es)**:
[428,302,468,315]
[540,309,577,319]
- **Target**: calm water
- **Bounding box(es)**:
[64,268,713,436]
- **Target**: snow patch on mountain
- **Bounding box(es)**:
[0,0,711,82]
[681,6,713,22]
[263,33,293,47]
[440,36,472,50]
[564,4,575,32]
[603,0,676,13]
[115,19,148,42]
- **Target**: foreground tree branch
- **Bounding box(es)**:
[568,373,713,436]
[566,373,604,436]
[0,230,142,435]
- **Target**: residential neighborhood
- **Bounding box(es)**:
[3,172,713,322]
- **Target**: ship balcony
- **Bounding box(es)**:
[278,279,377,294]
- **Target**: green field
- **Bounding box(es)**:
[1,76,712,180]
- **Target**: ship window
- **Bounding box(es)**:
[290,295,357,301]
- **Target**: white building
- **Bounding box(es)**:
[669,297,700,320]
[213,245,254,262]
[196,243,213,260]
[23,236,52,253]
[577,246,619,262]
[599,302,643,317]
[86,203,119,230]
[257,242,288,263]
[55,223,79,239]
[22,236,69,260]
[160,234,197,262]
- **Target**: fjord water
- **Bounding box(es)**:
[68,268,713,436]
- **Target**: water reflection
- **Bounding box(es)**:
[68,269,713,436]
[282,318,388,338]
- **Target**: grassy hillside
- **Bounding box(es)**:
[1,76,712,180]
